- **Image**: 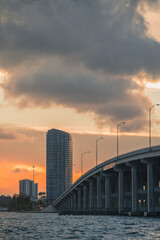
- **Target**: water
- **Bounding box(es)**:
[0,213,160,240]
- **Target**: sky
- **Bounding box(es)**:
[0,0,160,196]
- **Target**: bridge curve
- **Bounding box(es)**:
[54,146,160,216]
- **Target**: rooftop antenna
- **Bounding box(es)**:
[32,165,35,182]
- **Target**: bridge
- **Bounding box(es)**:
[53,146,160,216]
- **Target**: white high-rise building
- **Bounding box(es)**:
[46,129,72,203]
[19,179,38,200]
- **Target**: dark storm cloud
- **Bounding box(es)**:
[1,66,150,131]
[0,0,159,75]
[0,0,159,131]
[3,69,133,107]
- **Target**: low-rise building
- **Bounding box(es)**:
[19,179,38,200]
[0,195,11,206]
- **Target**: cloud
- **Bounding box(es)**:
[13,168,21,173]
[1,64,151,131]
[13,167,29,173]
[0,128,16,140]
[0,0,159,75]
[0,126,43,142]
[13,165,45,175]
[0,0,159,131]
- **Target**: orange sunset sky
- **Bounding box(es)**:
[0,0,160,196]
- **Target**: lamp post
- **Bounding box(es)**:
[96,137,103,166]
[117,122,125,159]
[81,151,90,176]
[149,104,159,149]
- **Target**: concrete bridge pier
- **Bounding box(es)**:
[118,169,124,214]
[83,185,87,211]
[89,179,94,211]
[141,159,154,213]
[68,195,71,212]
[63,199,66,211]
[131,165,137,213]
[66,198,68,212]
[126,162,138,213]
[147,162,154,213]
[105,174,110,210]
[114,166,124,214]
[78,188,81,212]
[97,176,101,211]
[73,191,77,212]
[71,194,73,211]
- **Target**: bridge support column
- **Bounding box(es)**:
[66,199,68,210]
[132,165,137,212]
[78,188,81,211]
[114,166,124,214]
[97,176,101,210]
[89,180,93,210]
[73,192,77,211]
[126,161,137,213]
[105,175,110,210]
[119,169,124,214]
[61,202,63,211]
[68,197,70,211]
[70,194,73,211]
[147,162,154,213]
[63,199,66,211]
[83,185,87,210]
[66,198,68,211]
[67,196,70,211]
[141,159,154,213]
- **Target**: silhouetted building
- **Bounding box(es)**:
[46,129,72,203]
[19,179,38,200]
[0,195,11,206]
[34,183,38,200]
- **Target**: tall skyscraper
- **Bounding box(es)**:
[19,179,38,200]
[46,129,72,203]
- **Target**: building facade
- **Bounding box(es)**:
[46,129,72,203]
[19,179,38,200]
[0,195,11,206]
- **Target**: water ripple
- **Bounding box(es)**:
[0,213,160,239]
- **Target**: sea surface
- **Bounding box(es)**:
[0,212,160,239]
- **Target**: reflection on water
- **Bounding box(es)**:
[0,213,160,239]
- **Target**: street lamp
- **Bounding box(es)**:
[117,122,125,159]
[96,137,103,166]
[81,151,90,176]
[149,104,160,149]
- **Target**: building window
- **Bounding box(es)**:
[138,199,141,208]
[143,199,146,207]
